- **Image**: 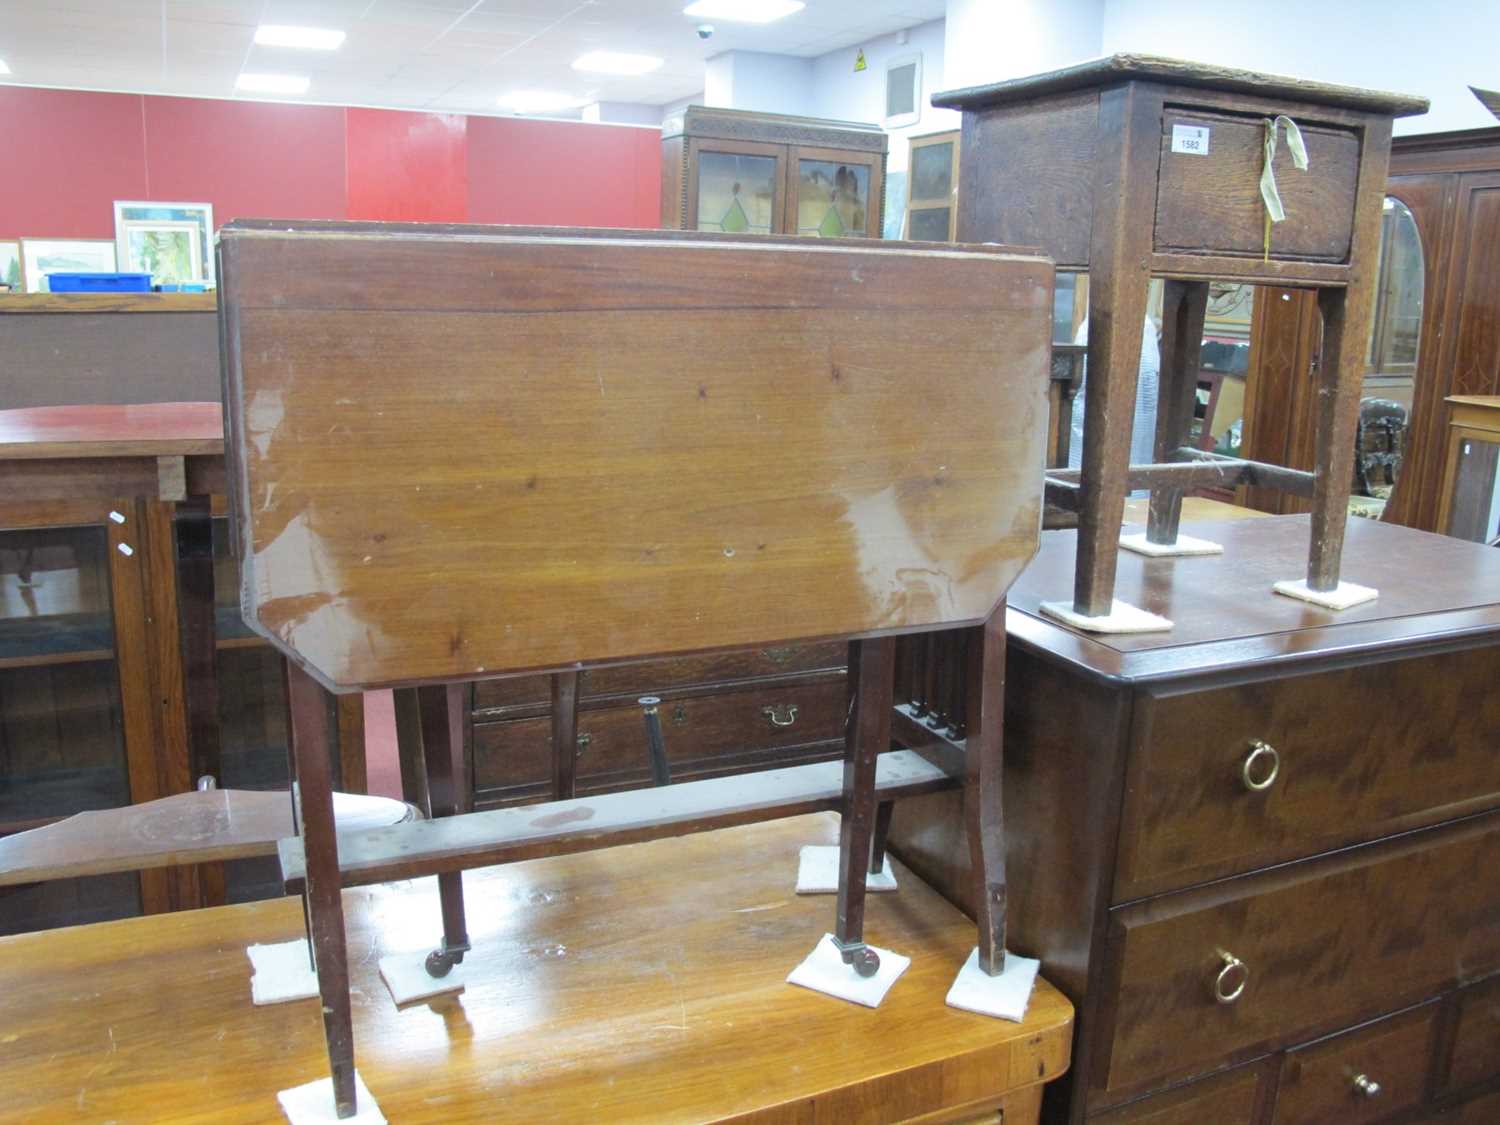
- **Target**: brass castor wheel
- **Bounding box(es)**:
[424,950,455,978]
[850,946,880,978]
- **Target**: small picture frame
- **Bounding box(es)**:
[0,240,21,291]
[18,238,118,292]
[113,201,214,287]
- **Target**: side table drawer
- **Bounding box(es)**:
[1096,811,1500,1100]
[1153,107,1359,262]
[1274,1005,1435,1125]
[1115,647,1500,900]
[473,676,846,805]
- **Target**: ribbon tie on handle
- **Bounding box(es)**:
[1261,114,1309,261]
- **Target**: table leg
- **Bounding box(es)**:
[284,662,357,1119]
[965,607,1008,976]
[1147,280,1211,545]
[416,683,470,976]
[1308,286,1364,590]
[868,800,894,876]
[551,671,580,800]
[835,636,895,977]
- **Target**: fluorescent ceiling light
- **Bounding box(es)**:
[572,51,664,76]
[498,90,589,114]
[254,25,346,50]
[682,0,805,23]
[0,59,10,75]
[236,73,311,95]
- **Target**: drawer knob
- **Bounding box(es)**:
[1351,1074,1382,1098]
[1213,951,1249,1004]
[762,703,799,729]
[1241,741,1280,791]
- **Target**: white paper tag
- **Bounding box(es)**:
[1171,123,1210,155]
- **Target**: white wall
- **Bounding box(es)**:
[703,51,814,117]
[943,0,1104,92]
[1101,0,1499,135]
[809,20,957,173]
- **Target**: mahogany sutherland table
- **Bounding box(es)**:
[217,221,1053,1118]
[0,814,1074,1124]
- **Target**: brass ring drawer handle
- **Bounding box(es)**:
[1213,950,1248,1004]
[1241,741,1280,792]
[1351,1074,1382,1098]
[762,704,799,728]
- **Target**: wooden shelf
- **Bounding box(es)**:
[0,292,216,314]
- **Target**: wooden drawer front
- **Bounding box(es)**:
[1444,976,1500,1094]
[1153,108,1360,262]
[1275,1006,1435,1125]
[1099,812,1500,1099]
[1116,648,1500,900]
[1091,1064,1261,1123]
[473,678,846,803]
[472,642,845,713]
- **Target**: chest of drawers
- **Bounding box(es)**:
[890,515,1500,1123]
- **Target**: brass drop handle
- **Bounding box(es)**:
[1351,1074,1382,1098]
[1213,950,1249,1004]
[762,703,799,728]
[1241,740,1280,792]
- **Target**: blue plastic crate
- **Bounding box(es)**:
[47,272,153,293]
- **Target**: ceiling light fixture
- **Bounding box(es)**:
[254,25,346,50]
[236,73,311,95]
[497,90,590,114]
[682,0,805,23]
[0,59,10,75]
[571,51,664,76]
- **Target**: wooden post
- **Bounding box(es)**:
[1147,280,1212,545]
[284,661,357,1118]
[835,636,895,970]
[551,672,580,801]
[965,607,1007,975]
[416,683,471,963]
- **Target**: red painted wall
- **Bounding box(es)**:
[0,86,660,240]
[468,115,660,228]
[346,107,468,223]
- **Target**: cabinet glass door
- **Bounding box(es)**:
[0,521,139,931]
[792,152,877,238]
[906,131,958,241]
[693,144,782,234]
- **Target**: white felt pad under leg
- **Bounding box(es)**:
[1272,578,1378,610]
[247,939,319,1006]
[786,933,909,1008]
[277,1069,386,1125]
[1119,531,1224,557]
[795,845,897,894]
[945,947,1041,1021]
[378,952,465,1006]
[1039,598,1172,633]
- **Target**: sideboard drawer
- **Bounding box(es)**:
[1091,1064,1262,1123]
[472,642,846,712]
[1097,811,1500,1100]
[1274,1005,1435,1125]
[1152,107,1359,262]
[1115,648,1500,899]
[1444,976,1500,1095]
[473,676,846,804]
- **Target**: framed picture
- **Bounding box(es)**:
[0,241,21,291]
[113,201,214,286]
[18,238,118,292]
[119,219,204,287]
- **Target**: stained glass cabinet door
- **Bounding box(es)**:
[788,147,884,239]
[686,139,786,235]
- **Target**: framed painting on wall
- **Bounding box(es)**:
[0,241,21,290]
[113,201,214,286]
[18,238,118,292]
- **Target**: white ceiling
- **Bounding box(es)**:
[0,0,945,114]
